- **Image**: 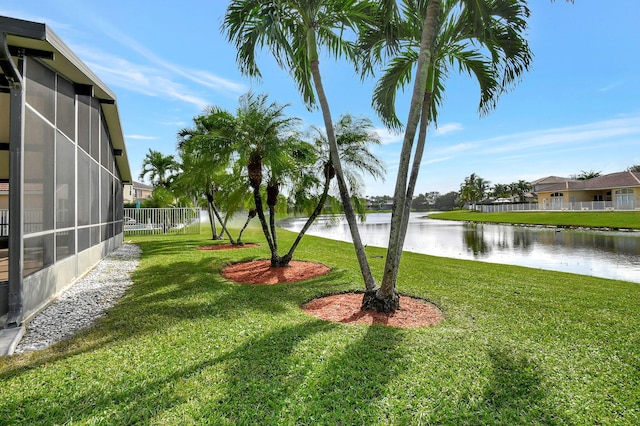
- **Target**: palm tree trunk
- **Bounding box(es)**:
[206,193,219,240]
[308,38,376,291]
[237,209,256,245]
[252,186,277,260]
[282,167,332,264]
[212,204,236,245]
[269,204,278,255]
[367,0,441,313]
[207,203,217,239]
[266,182,280,263]
[388,91,432,287]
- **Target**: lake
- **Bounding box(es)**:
[279,212,640,283]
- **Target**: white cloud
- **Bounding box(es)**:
[434,122,464,136]
[481,115,640,154]
[598,80,625,92]
[422,156,453,166]
[374,127,405,145]
[79,51,211,109]
[86,17,247,97]
[373,122,463,145]
[431,142,478,156]
[126,135,158,140]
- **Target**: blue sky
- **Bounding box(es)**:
[2,1,639,196]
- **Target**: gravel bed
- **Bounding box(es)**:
[14,243,141,353]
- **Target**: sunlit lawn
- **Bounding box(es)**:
[1,225,638,424]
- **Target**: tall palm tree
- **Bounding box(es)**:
[359,0,532,312]
[139,149,179,188]
[223,0,380,288]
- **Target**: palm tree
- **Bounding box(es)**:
[177,107,248,241]
[509,179,532,203]
[223,0,379,288]
[460,173,490,209]
[360,0,532,312]
[285,114,386,261]
[139,149,179,188]
[572,170,601,181]
[231,92,310,265]
[492,183,510,199]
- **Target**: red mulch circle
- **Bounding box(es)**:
[221,259,331,285]
[303,293,442,328]
[221,259,442,328]
[198,243,258,251]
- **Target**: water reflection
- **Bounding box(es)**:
[278,213,640,283]
[463,224,491,256]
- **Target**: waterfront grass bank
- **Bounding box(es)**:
[429,210,640,230]
[1,227,638,424]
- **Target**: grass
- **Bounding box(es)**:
[429,209,640,230]
[1,225,639,424]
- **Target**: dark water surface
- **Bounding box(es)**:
[279,212,640,283]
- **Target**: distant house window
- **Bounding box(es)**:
[615,189,634,208]
[550,192,563,209]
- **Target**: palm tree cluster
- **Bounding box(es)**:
[461,174,533,207]
[460,173,491,209]
[223,0,534,313]
[175,91,385,267]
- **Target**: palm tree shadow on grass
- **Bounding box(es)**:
[209,322,408,423]
[421,345,569,424]
[0,256,347,381]
[0,321,341,424]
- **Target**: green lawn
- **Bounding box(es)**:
[1,226,639,424]
[429,209,640,229]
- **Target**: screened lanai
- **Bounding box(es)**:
[0,16,131,328]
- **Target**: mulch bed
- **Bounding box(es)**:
[221,259,443,328]
[221,259,331,285]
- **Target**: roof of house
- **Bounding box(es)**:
[131,181,153,190]
[530,176,571,186]
[0,15,132,184]
[540,171,640,192]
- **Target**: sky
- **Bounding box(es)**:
[2,1,639,196]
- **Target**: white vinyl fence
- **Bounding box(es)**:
[478,200,638,212]
[124,208,201,236]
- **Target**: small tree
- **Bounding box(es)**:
[139,149,179,188]
[509,180,532,203]
[492,183,510,199]
[460,173,490,209]
[434,191,459,211]
[285,113,386,260]
[571,170,601,180]
[177,108,251,242]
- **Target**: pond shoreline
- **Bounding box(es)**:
[279,212,640,283]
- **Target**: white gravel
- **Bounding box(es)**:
[14,243,141,353]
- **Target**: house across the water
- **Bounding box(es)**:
[537,171,640,210]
